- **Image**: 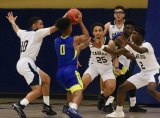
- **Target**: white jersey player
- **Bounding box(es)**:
[82,23,116,99]
[6,12,58,118]
[108,20,124,39]
[106,27,160,118]
[98,6,146,114]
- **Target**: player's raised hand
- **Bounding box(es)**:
[76,10,82,24]
[6,12,17,23]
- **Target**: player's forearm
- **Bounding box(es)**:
[103,46,116,55]
[127,43,147,54]
[79,21,89,41]
[50,25,58,34]
[10,21,20,33]
[123,53,136,60]
[113,57,119,68]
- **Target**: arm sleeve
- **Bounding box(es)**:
[142,42,153,54]
[35,28,50,39]
[17,29,26,39]
[125,44,133,53]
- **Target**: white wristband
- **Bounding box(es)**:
[101,45,105,49]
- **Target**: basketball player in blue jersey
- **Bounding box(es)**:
[98,5,146,113]
[54,11,89,118]
[106,27,160,117]
[6,12,58,118]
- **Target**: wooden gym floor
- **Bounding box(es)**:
[0,98,159,118]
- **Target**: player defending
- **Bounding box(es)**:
[6,12,57,118]
[82,23,116,106]
[105,27,160,117]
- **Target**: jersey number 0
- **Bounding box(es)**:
[60,45,65,55]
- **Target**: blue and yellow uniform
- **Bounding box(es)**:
[55,36,83,93]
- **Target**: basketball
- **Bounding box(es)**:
[67,8,79,25]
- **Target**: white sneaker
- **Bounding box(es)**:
[106,111,125,117]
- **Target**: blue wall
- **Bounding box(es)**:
[136,0,160,105]
[3,8,159,104]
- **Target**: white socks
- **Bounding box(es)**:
[43,96,50,105]
[105,96,115,106]
[130,97,136,107]
[116,106,123,112]
[20,98,29,106]
[69,102,78,110]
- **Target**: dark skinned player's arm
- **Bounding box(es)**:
[77,38,90,55]
[126,41,148,54]
[103,44,136,60]
[114,36,135,60]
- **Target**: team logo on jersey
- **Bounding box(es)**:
[92,51,107,55]
[136,54,146,59]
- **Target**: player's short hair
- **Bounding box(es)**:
[91,23,105,31]
[55,18,71,32]
[29,17,42,28]
[134,27,145,38]
[124,20,134,26]
[114,5,125,13]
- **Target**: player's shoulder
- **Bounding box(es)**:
[36,28,49,33]
[110,20,115,25]
[142,41,152,47]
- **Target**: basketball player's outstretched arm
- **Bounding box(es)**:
[49,12,68,34]
[126,41,148,54]
[74,11,89,44]
[6,12,20,33]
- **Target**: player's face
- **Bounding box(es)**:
[132,31,142,45]
[114,9,125,21]
[123,24,134,37]
[35,20,44,29]
[92,26,104,39]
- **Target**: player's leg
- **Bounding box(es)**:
[99,69,116,113]
[39,69,57,115]
[13,60,42,118]
[64,70,83,118]
[106,81,136,118]
[128,89,147,112]
[97,78,107,111]
[147,71,160,101]
[62,91,72,113]
[82,66,99,89]
[102,74,124,113]
[106,72,147,117]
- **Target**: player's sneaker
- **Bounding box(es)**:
[65,107,82,118]
[97,94,106,111]
[12,103,26,118]
[102,103,114,113]
[106,111,125,118]
[62,103,69,113]
[42,103,57,116]
[129,105,147,113]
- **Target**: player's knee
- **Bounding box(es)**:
[33,88,42,96]
[82,75,92,89]
[108,84,115,93]
[42,74,51,84]
[73,89,83,98]
[148,86,156,95]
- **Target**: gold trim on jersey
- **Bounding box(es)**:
[66,71,83,93]
[73,50,77,60]
[61,35,70,39]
